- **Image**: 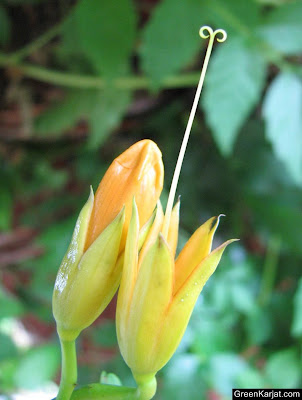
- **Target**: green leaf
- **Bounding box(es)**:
[0,333,18,361]
[92,321,117,348]
[191,316,236,358]
[141,0,206,83]
[207,0,261,35]
[258,0,302,55]
[60,12,84,57]
[202,37,266,155]
[13,344,60,389]
[265,348,301,388]
[100,371,122,386]
[88,88,131,148]
[291,278,302,337]
[30,217,76,302]
[55,12,93,73]
[34,89,97,136]
[73,0,136,78]
[246,193,302,254]
[263,73,302,186]
[0,185,12,230]
[162,354,205,400]
[245,305,272,345]
[5,0,47,4]
[209,353,248,395]
[0,287,24,320]
[0,5,11,46]
[31,160,68,190]
[230,283,254,314]
[236,367,266,389]
[0,358,19,392]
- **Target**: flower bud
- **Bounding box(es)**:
[53,190,125,341]
[53,140,164,341]
[116,201,235,378]
[85,139,164,252]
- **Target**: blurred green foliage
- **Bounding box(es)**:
[0,0,301,398]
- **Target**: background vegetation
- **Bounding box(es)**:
[0,0,301,398]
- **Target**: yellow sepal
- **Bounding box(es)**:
[116,199,139,354]
[53,207,125,341]
[127,234,173,375]
[138,201,164,271]
[154,239,236,369]
[52,188,94,337]
[167,200,180,258]
[138,210,156,250]
[53,188,94,297]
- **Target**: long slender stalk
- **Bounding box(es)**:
[0,2,300,93]
[56,339,77,400]
[70,384,136,400]
[0,46,300,91]
[9,22,63,62]
[258,236,281,306]
[162,27,227,238]
[53,384,137,400]
[0,53,200,89]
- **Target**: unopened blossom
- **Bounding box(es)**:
[53,140,164,341]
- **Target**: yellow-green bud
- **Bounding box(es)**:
[52,189,125,341]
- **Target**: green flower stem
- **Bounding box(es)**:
[258,236,281,306]
[9,21,63,62]
[70,384,136,400]
[0,51,300,91]
[0,53,200,89]
[57,376,156,400]
[53,384,136,400]
[134,375,157,400]
[0,3,301,91]
[56,339,77,400]
[0,18,196,90]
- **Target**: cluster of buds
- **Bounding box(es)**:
[52,138,234,400]
[53,140,164,342]
[52,26,233,400]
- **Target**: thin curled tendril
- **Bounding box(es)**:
[162,26,227,238]
[199,26,227,43]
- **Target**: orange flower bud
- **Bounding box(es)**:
[53,140,163,341]
[84,139,164,251]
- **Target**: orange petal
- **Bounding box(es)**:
[174,215,222,294]
[85,140,164,251]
